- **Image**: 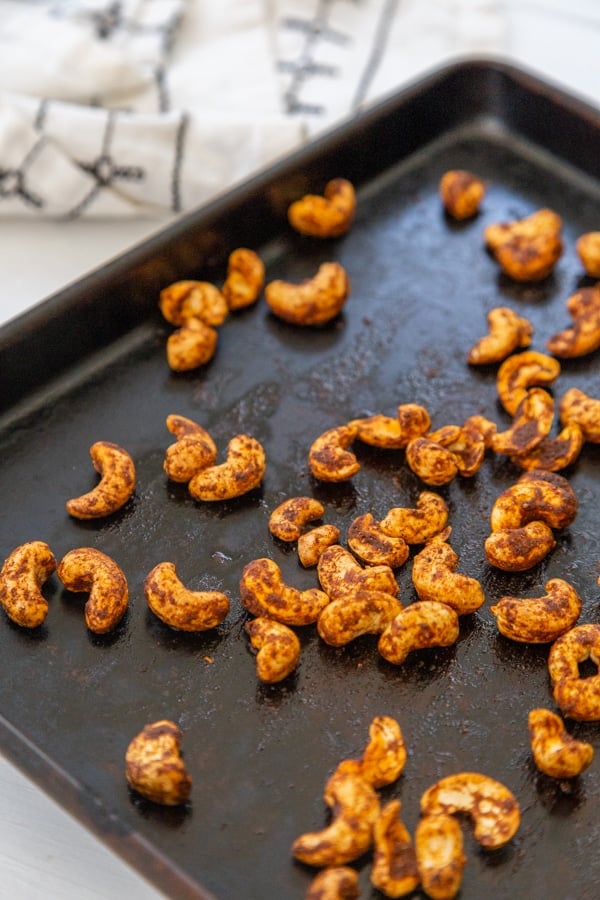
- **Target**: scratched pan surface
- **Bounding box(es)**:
[1,61,600,900]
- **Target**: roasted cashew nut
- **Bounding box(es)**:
[467,306,533,365]
[496,350,561,416]
[439,169,485,220]
[576,232,600,278]
[265,262,350,326]
[317,544,399,601]
[412,538,485,615]
[484,208,563,282]
[347,513,409,568]
[371,799,419,897]
[125,720,192,806]
[166,318,218,371]
[427,422,486,478]
[245,617,301,683]
[144,562,229,631]
[489,470,578,532]
[463,414,498,448]
[338,715,407,789]
[159,280,228,327]
[350,402,431,450]
[291,767,380,867]
[508,423,584,473]
[268,496,325,542]
[420,772,520,849]
[405,437,459,487]
[188,434,266,501]
[414,813,466,900]
[306,867,360,900]
[57,547,128,634]
[490,387,555,457]
[240,557,329,626]
[528,708,594,778]
[378,601,459,665]
[163,414,217,483]
[547,284,600,358]
[0,540,56,628]
[379,491,449,544]
[287,178,356,238]
[297,524,341,568]
[308,423,360,482]
[559,387,600,443]
[548,624,600,721]
[490,578,582,643]
[484,520,557,572]
[317,589,402,647]
[221,248,265,311]
[66,441,136,519]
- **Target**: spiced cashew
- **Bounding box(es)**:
[221,248,265,311]
[371,799,420,898]
[188,434,266,501]
[529,708,594,778]
[0,540,56,628]
[380,492,449,544]
[306,867,360,900]
[288,178,356,238]
[414,813,466,900]
[490,388,555,457]
[420,772,520,849]
[576,232,600,278]
[159,280,228,326]
[347,513,410,568]
[546,284,600,358]
[484,208,563,282]
[125,720,192,806]
[317,544,399,601]
[144,562,229,631]
[297,524,341,568]
[439,169,485,220]
[66,441,136,519]
[58,547,128,634]
[490,578,581,643]
[308,423,360,482]
[378,601,459,665]
[166,318,218,371]
[412,538,485,615]
[496,350,561,416]
[245,617,301,683]
[265,262,350,326]
[317,589,402,647]
[467,306,533,365]
[240,557,329,626]
[268,496,325,542]
[559,387,600,442]
[163,414,217,482]
[548,624,600,721]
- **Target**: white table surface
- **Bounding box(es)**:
[1,2,599,898]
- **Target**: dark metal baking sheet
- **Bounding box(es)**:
[1,59,600,899]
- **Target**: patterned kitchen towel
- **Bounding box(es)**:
[0,0,506,219]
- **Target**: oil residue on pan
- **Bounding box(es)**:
[1,79,600,900]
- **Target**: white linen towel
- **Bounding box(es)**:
[0,0,506,218]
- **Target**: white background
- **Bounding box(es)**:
[0,1,598,897]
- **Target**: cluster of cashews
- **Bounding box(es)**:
[295,715,520,900]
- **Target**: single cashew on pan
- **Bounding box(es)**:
[163,414,217,483]
[159,280,228,327]
[412,538,485,615]
[57,547,129,634]
[350,402,431,449]
[420,772,521,849]
[297,524,341,568]
[576,231,600,278]
[0,540,57,628]
[528,708,594,779]
[308,423,360,482]
[559,387,600,443]
[546,283,600,358]
[188,433,266,501]
[439,168,485,220]
[496,350,561,416]
[379,491,449,544]
[338,715,407,789]
[347,513,409,568]
[317,588,402,647]
[490,578,582,643]
[405,436,459,487]
[66,440,136,519]
[548,623,600,721]
[287,178,356,238]
[144,562,229,632]
[414,812,466,900]
[371,799,420,898]
[317,544,399,601]
[221,247,265,311]
[166,317,218,372]
[240,557,329,626]
[265,261,350,326]
[484,207,563,282]
[125,720,192,806]
[245,617,301,683]
[508,423,584,473]
[467,305,533,365]
[291,766,380,867]
[378,600,459,665]
[490,387,555,457]
[268,496,325,542]
[305,866,360,900]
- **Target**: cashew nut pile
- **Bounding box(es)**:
[159,247,265,371]
[294,717,520,900]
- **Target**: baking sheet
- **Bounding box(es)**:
[1,60,600,899]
